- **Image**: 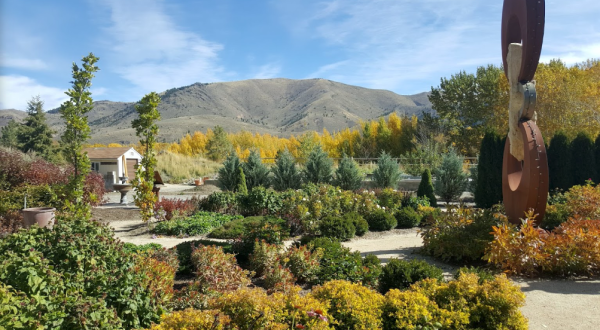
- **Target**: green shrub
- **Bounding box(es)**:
[303,145,333,184]
[209,215,288,239]
[381,289,448,330]
[345,212,368,236]
[271,148,302,191]
[377,188,404,209]
[333,155,364,191]
[454,266,496,284]
[0,218,168,329]
[218,153,241,191]
[401,194,431,209]
[249,240,282,277]
[152,212,243,236]
[417,169,437,207]
[365,209,397,231]
[198,191,237,213]
[232,217,289,262]
[122,242,163,254]
[236,186,284,216]
[474,131,504,208]
[173,240,233,275]
[548,131,572,191]
[434,148,468,204]
[540,203,570,230]
[237,166,248,194]
[372,151,401,188]
[319,215,356,241]
[242,150,270,190]
[420,207,499,262]
[394,206,421,228]
[379,258,443,293]
[283,244,323,283]
[570,132,597,186]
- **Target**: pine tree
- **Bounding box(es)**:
[59,53,99,217]
[570,132,597,186]
[372,151,401,188]
[237,166,248,194]
[333,155,364,191]
[547,132,572,191]
[474,131,504,208]
[18,96,56,161]
[303,145,333,184]
[271,148,302,191]
[242,150,270,189]
[434,149,468,204]
[206,126,232,161]
[417,169,437,207]
[0,120,22,149]
[218,153,241,191]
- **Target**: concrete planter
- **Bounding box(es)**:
[22,207,56,229]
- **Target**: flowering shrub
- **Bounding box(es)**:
[420,206,500,262]
[191,244,253,293]
[147,309,231,330]
[153,197,197,221]
[311,280,384,329]
[152,212,243,236]
[485,215,600,276]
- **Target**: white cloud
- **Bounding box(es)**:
[1,58,48,70]
[0,75,67,110]
[100,0,227,95]
[251,63,282,79]
[275,0,600,94]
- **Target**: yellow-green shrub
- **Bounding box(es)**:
[147,309,231,330]
[412,273,528,330]
[310,280,384,329]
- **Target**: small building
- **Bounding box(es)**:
[83,147,143,190]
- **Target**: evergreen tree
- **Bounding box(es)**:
[333,155,364,191]
[547,132,572,191]
[0,120,22,149]
[271,148,302,191]
[474,131,504,208]
[417,169,437,207]
[242,150,270,189]
[206,126,232,161]
[372,151,401,188]
[131,92,161,221]
[434,149,468,204]
[59,53,99,218]
[595,134,600,184]
[218,153,241,191]
[237,166,248,195]
[18,96,56,160]
[303,145,333,184]
[570,132,597,186]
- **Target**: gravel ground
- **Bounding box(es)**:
[98,196,600,330]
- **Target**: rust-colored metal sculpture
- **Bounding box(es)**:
[501,0,549,225]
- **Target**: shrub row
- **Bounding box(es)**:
[152,212,243,236]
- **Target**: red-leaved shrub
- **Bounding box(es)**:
[153,197,197,221]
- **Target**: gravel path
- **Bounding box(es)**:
[100,204,600,330]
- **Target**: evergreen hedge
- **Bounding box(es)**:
[474,131,504,208]
[595,134,600,184]
[570,132,597,186]
[548,132,572,191]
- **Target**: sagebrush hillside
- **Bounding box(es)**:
[0,78,432,144]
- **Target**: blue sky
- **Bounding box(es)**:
[1,0,599,110]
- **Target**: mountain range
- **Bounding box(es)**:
[0,78,433,144]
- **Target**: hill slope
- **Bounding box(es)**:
[1,78,432,144]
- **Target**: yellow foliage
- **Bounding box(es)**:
[147,309,231,330]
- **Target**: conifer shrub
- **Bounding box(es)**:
[474,131,504,208]
[372,151,401,188]
[379,258,443,293]
[319,215,356,241]
[236,166,248,194]
[434,149,468,204]
[365,209,397,231]
[417,168,437,207]
[218,153,241,191]
[271,148,302,191]
[570,132,597,186]
[548,131,572,191]
[242,150,270,190]
[303,145,334,184]
[333,155,364,191]
[394,206,421,228]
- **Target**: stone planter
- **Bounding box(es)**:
[22,207,56,229]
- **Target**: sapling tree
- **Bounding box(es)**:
[242,150,270,189]
[303,145,333,184]
[434,149,468,204]
[218,153,241,191]
[333,155,364,191]
[131,92,161,221]
[372,151,401,188]
[59,53,99,217]
[271,148,302,190]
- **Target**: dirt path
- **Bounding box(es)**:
[103,212,600,330]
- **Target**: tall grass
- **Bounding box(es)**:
[156,152,221,183]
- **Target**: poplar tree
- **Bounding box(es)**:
[132,92,161,221]
[59,53,99,217]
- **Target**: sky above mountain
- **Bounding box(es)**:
[1,0,599,110]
